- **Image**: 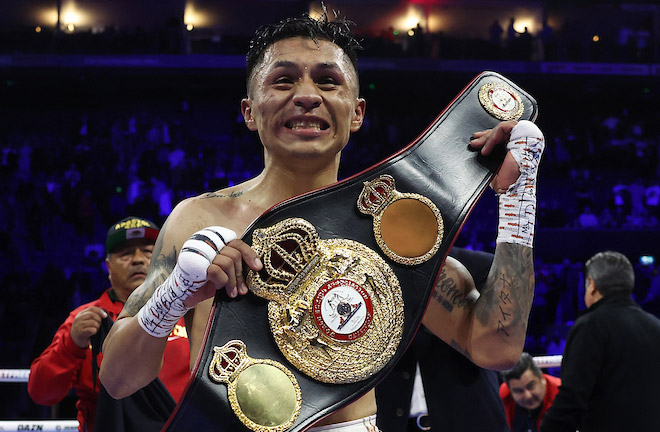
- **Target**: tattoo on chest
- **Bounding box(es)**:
[431,271,469,312]
[200,190,244,199]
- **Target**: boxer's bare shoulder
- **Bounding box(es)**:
[191,177,272,228]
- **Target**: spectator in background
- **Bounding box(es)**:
[634,26,651,61]
[611,180,632,219]
[541,251,660,431]
[28,217,190,432]
[507,17,519,46]
[538,17,556,61]
[518,27,534,59]
[489,20,504,48]
[500,352,561,432]
[576,204,599,229]
[597,206,617,228]
[616,26,634,61]
[645,180,660,220]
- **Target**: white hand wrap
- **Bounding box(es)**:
[137,226,237,338]
[497,120,545,248]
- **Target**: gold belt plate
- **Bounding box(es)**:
[357,174,444,266]
[247,218,404,384]
[208,340,302,432]
[478,81,525,121]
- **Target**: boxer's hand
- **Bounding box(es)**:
[470,121,519,193]
[469,120,518,156]
[71,306,107,348]
[182,238,262,308]
[470,120,544,193]
[137,226,262,338]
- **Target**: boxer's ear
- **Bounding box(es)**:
[241,99,258,131]
[350,98,366,133]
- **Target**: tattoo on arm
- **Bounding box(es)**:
[496,278,513,336]
[477,243,534,339]
[123,244,178,316]
[431,270,470,312]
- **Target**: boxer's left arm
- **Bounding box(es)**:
[423,242,534,370]
[423,120,544,370]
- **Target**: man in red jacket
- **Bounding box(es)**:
[500,352,561,432]
[28,216,190,432]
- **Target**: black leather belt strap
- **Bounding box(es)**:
[164,71,538,432]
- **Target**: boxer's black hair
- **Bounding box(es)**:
[245,5,362,94]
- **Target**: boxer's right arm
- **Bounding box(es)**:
[100,211,262,399]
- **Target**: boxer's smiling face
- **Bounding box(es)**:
[241,37,365,164]
[106,239,154,299]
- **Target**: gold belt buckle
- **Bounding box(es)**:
[208,340,302,432]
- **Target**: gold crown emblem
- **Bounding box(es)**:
[357,174,397,216]
[209,340,249,383]
[246,217,404,384]
[249,218,321,302]
[208,340,302,432]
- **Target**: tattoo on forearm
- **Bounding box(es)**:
[200,190,244,199]
[152,246,178,276]
[431,270,470,312]
[497,275,513,336]
[124,245,178,316]
[477,243,533,339]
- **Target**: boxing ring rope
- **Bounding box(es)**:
[0,356,563,430]
[533,354,563,369]
[0,355,564,384]
[0,369,30,383]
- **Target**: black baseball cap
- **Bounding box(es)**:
[106,216,159,254]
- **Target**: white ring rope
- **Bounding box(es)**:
[0,369,30,382]
[1,355,564,384]
[532,354,563,369]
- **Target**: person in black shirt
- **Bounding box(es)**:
[541,251,660,432]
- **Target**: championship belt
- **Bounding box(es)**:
[164,71,538,432]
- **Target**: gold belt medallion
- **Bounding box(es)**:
[208,340,302,432]
[357,174,444,266]
[247,218,404,384]
[478,82,524,121]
